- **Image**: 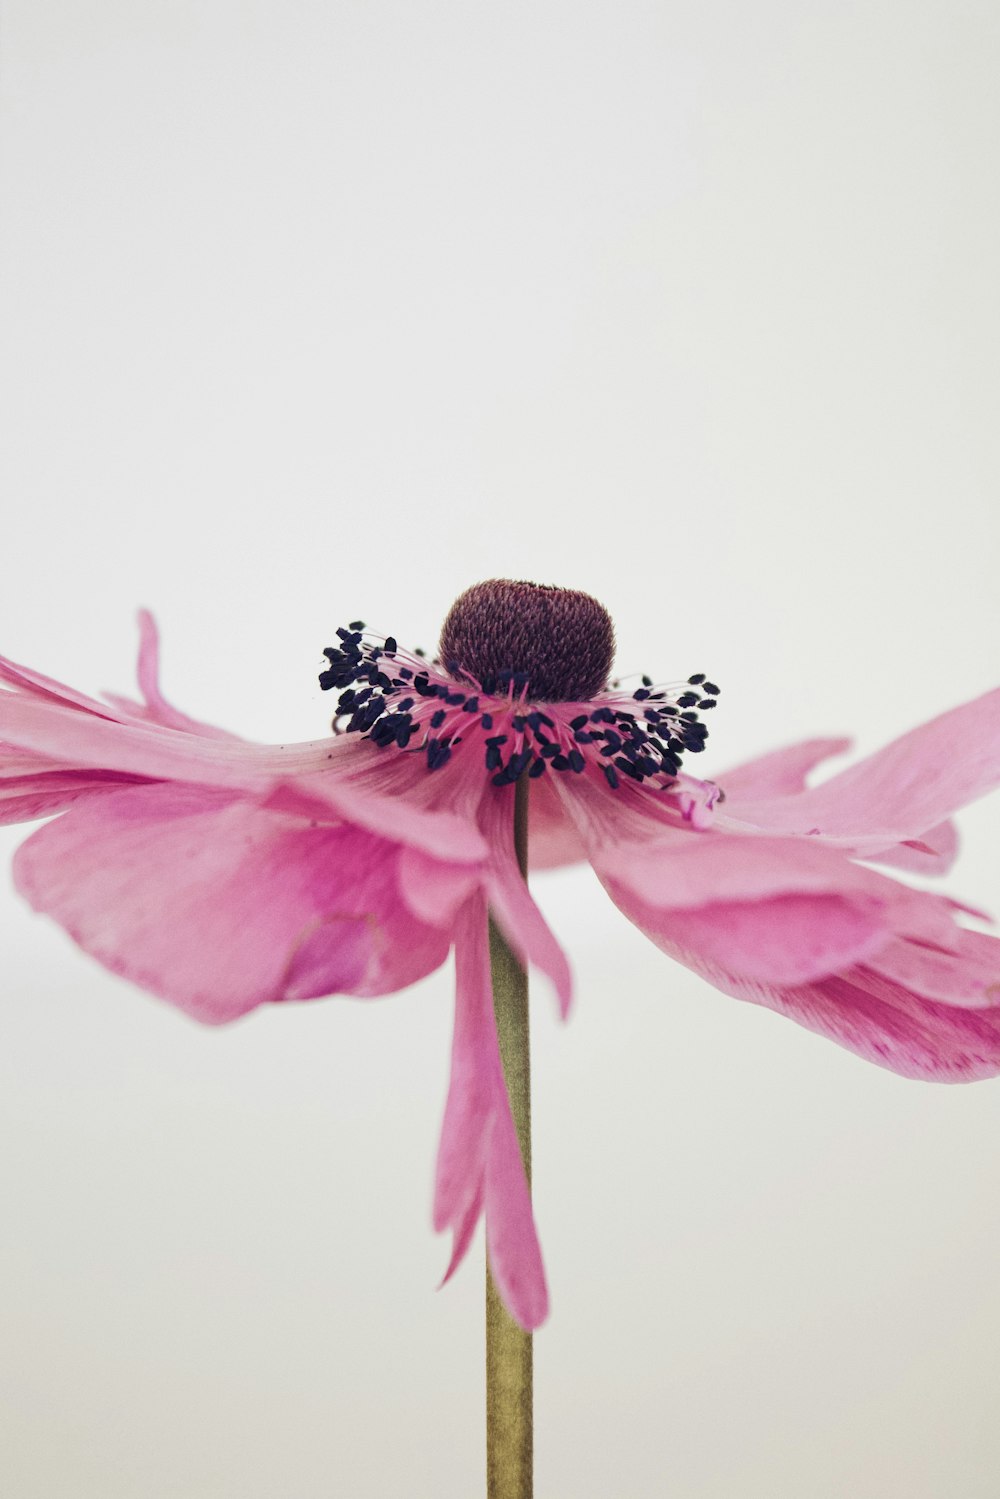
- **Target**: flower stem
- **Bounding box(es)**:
[486,774,532,1499]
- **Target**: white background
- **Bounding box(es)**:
[2,3,999,1495]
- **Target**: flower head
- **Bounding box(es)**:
[3,580,1000,1329]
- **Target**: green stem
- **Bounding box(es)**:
[486,774,532,1499]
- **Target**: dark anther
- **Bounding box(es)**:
[427,741,452,771]
[688,673,706,685]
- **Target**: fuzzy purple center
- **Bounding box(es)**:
[438,580,615,702]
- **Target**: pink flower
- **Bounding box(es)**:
[3,580,1000,1331]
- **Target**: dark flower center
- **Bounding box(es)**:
[438,579,615,702]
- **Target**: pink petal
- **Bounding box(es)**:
[528,773,587,871]
[481,788,573,1018]
[744,968,1000,1083]
[433,893,549,1328]
[867,929,1000,1007]
[592,827,906,909]
[264,774,488,865]
[621,889,890,985]
[720,689,1000,852]
[634,926,1000,1082]
[484,1081,549,1330]
[866,820,959,876]
[397,847,483,927]
[14,783,448,1022]
[589,823,972,984]
[0,691,487,863]
[439,1180,485,1287]
[0,653,121,719]
[0,766,151,824]
[720,738,852,800]
[103,611,244,740]
[433,895,495,1233]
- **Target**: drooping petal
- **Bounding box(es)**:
[484,1072,549,1330]
[579,804,975,984]
[433,893,549,1330]
[733,966,1000,1083]
[433,896,495,1233]
[439,1181,485,1287]
[480,788,573,1018]
[14,783,449,1023]
[617,913,1000,1082]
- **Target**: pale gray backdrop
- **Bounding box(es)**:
[1,3,999,1495]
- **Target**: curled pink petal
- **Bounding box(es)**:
[102,610,243,739]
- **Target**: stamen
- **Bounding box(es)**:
[318,594,720,799]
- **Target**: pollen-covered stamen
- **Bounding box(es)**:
[318,622,720,793]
